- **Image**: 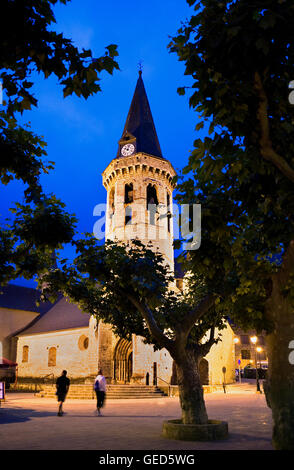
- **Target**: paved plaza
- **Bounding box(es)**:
[0,382,273,450]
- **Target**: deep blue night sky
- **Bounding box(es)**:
[1,0,201,287]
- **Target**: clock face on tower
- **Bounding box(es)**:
[121,143,135,157]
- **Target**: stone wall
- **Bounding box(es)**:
[132,335,173,385]
[87,316,99,376]
[132,322,235,387]
[0,308,39,361]
[205,322,236,385]
[97,321,114,381]
[16,326,95,379]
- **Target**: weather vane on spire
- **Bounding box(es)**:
[138,60,143,76]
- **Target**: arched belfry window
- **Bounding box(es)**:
[125,206,132,225]
[146,184,158,208]
[147,184,158,225]
[167,192,171,233]
[22,345,29,363]
[125,183,133,204]
[48,347,57,367]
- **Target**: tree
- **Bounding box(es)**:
[0,0,119,284]
[41,238,226,425]
[168,0,294,449]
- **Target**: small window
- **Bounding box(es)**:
[22,345,29,363]
[78,335,89,351]
[109,188,115,215]
[240,335,249,345]
[125,183,133,204]
[167,213,171,233]
[48,347,56,367]
[241,350,251,360]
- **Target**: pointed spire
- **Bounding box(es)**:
[117,71,163,159]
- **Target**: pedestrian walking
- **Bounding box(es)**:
[56,370,70,416]
[94,369,106,416]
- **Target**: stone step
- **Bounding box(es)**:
[38,390,163,393]
[39,385,160,389]
[38,395,165,399]
[35,384,166,399]
[39,392,164,397]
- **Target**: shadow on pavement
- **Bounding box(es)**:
[0,408,178,423]
[0,407,58,424]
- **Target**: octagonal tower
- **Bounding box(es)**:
[102,71,176,269]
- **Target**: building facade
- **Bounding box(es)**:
[232,327,268,370]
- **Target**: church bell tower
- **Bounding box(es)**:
[99,72,177,382]
[102,71,176,269]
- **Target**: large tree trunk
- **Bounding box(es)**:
[175,350,208,425]
[264,247,294,450]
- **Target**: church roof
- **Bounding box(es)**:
[117,71,163,159]
[17,296,90,336]
[0,284,53,314]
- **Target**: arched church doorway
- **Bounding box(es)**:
[113,338,133,383]
[127,351,133,382]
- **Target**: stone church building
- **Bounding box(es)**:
[1,72,235,387]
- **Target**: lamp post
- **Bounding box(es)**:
[256,346,263,389]
[233,337,241,383]
[256,346,262,367]
[250,336,261,393]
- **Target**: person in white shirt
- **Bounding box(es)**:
[94,369,107,416]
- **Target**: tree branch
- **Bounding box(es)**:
[254,71,294,184]
[278,239,294,287]
[180,294,217,338]
[126,292,176,355]
[199,326,216,358]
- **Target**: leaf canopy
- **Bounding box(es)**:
[169,0,294,332]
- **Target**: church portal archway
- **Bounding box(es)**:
[113,338,133,383]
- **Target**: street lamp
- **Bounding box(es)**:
[250,335,257,345]
[250,336,261,393]
[233,337,241,383]
[256,346,263,376]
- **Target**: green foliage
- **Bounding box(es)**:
[169,0,294,332]
[1,0,119,116]
[0,196,77,284]
[0,0,119,284]
[0,117,49,202]
[41,238,223,356]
